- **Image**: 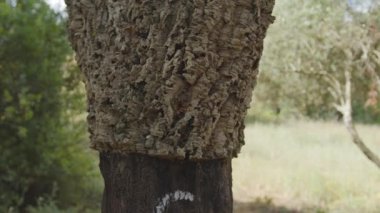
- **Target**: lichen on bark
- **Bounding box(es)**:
[66,0,275,160]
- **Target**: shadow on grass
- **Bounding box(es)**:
[234,197,326,213]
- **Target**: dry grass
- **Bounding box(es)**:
[233,120,380,213]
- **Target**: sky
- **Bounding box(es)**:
[348,0,374,12]
[45,0,66,12]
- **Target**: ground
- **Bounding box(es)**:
[233,120,380,213]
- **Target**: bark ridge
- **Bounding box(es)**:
[66,0,275,159]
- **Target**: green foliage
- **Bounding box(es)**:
[252,0,380,123]
[27,197,98,213]
[27,198,79,213]
[0,0,102,211]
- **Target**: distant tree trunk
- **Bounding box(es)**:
[335,70,380,169]
[65,0,275,212]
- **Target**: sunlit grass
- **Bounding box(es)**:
[233,120,380,212]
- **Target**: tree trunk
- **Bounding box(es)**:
[100,152,232,213]
[65,0,275,212]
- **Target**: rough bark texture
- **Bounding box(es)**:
[100,152,232,213]
[66,0,275,160]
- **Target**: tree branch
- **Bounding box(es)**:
[298,68,380,169]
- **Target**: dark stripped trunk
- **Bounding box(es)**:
[100,152,232,213]
[65,0,275,212]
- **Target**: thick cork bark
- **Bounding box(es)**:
[66,0,275,160]
[100,152,232,213]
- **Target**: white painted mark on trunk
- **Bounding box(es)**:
[155,190,194,213]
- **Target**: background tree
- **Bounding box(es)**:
[253,0,380,123]
[65,0,275,212]
[0,0,101,211]
[252,0,380,168]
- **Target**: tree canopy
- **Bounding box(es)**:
[251,0,380,123]
[0,0,101,211]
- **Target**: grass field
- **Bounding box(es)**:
[233,120,380,213]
